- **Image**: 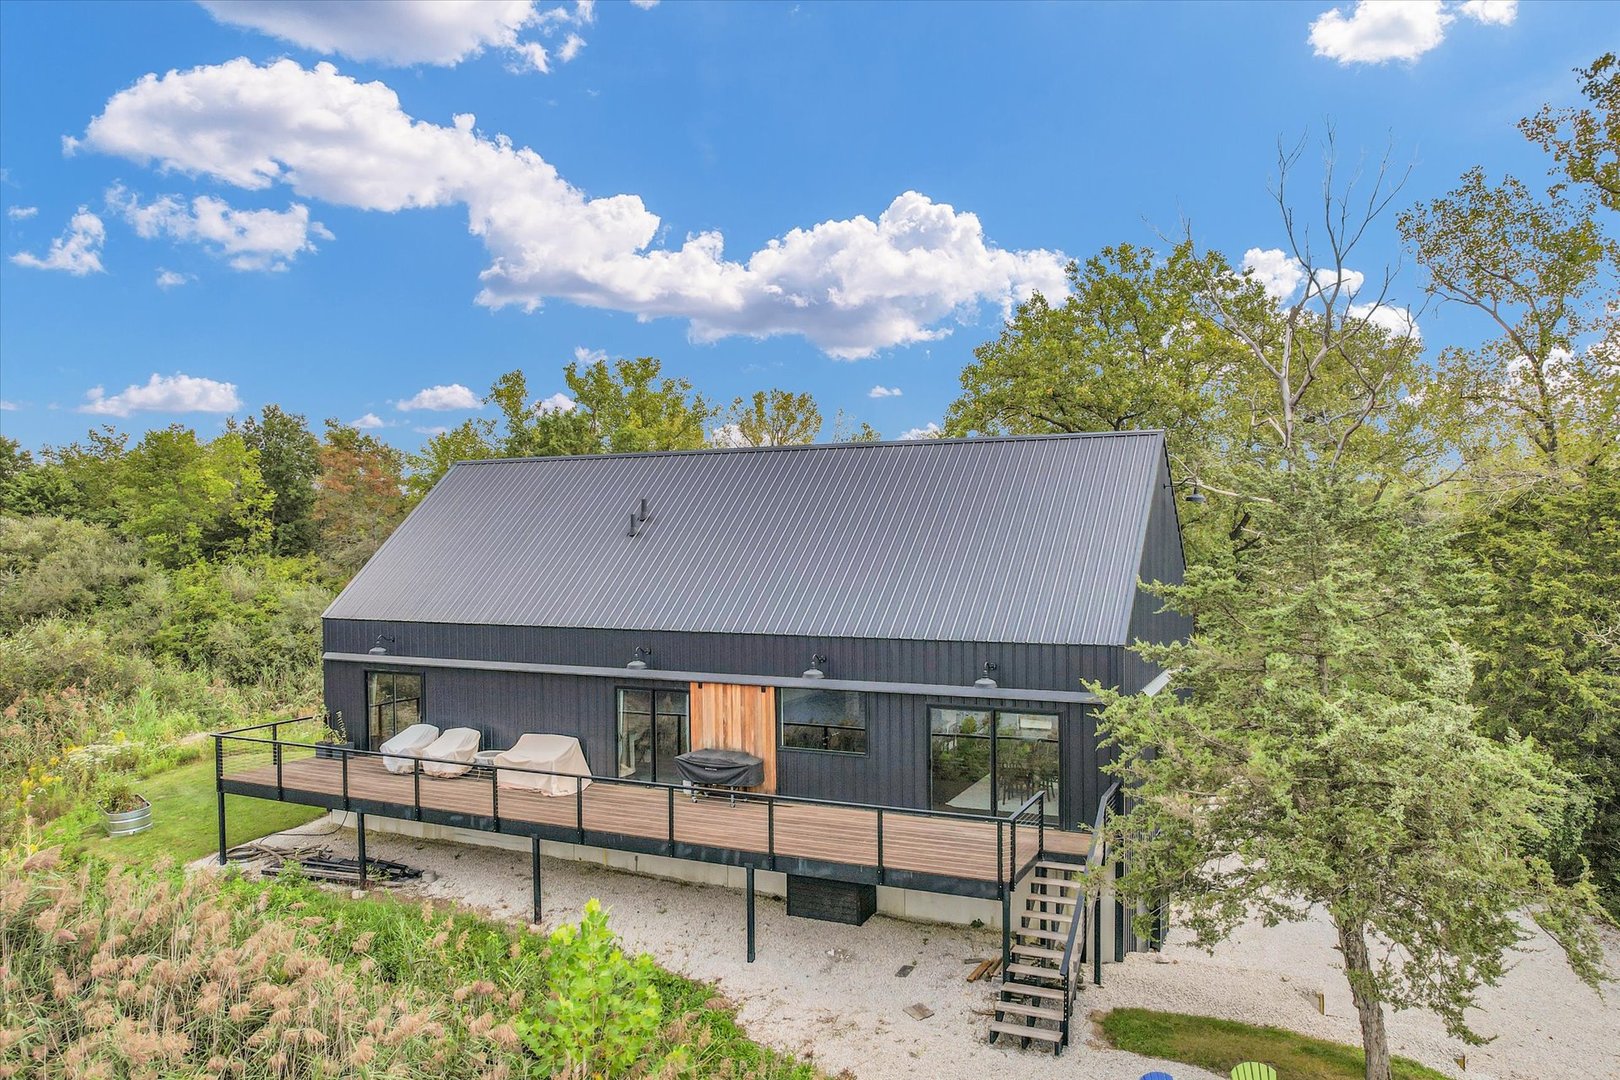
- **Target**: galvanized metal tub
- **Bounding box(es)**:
[104,796,152,837]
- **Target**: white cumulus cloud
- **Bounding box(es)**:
[1243,248,1368,304]
[199,0,606,74]
[6,205,38,220]
[10,207,105,275]
[397,383,482,411]
[79,372,242,416]
[537,392,576,414]
[1309,0,1516,65]
[0,400,18,411]
[709,422,746,448]
[630,0,659,8]
[202,0,531,66]
[155,268,193,289]
[111,186,331,271]
[351,412,386,429]
[1457,0,1517,26]
[1242,248,1306,301]
[868,385,902,398]
[899,422,942,440]
[1349,301,1422,340]
[73,59,1066,359]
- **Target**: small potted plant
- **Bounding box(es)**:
[97,774,152,837]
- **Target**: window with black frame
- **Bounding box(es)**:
[929,706,1058,822]
[366,672,423,746]
[779,688,867,753]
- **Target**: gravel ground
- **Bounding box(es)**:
[239,820,1619,1080]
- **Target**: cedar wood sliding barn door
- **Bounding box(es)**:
[688,682,778,793]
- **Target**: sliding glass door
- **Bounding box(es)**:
[617,688,689,781]
[929,706,1059,823]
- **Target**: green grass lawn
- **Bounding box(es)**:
[80,755,326,867]
[1099,1008,1454,1080]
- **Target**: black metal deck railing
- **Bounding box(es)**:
[214,717,1049,904]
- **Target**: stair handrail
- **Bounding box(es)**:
[1060,780,1121,1006]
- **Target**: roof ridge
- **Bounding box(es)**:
[449,429,1166,468]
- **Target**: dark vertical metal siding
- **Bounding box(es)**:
[323,651,1119,830]
[1122,452,1193,693]
[323,620,1118,695]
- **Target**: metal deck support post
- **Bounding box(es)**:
[1092,892,1103,986]
[531,835,542,923]
[356,812,367,889]
[214,736,227,866]
[1001,889,1012,981]
[745,865,756,963]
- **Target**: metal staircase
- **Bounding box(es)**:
[987,781,1123,1054]
[988,858,1086,1051]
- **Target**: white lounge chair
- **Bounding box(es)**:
[420,727,481,778]
[379,723,439,775]
[495,733,593,796]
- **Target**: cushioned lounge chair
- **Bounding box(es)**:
[420,727,481,777]
[380,723,439,775]
[495,733,593,796]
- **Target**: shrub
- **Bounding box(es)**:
[516,898,669,1078]
[0,619,147,705]
[0,516,147,633]
[92,774,143,814]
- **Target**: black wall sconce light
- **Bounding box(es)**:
[803,653,827,679]
[368,634,395,656]
[974,661,998,690]
[627,646,652,670]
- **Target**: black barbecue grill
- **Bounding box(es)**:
[674,748,765,801]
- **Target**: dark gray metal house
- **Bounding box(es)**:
[216,430,1188,1048]
[319,430,1188,833]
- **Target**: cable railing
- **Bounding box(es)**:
[214,717,1050,897]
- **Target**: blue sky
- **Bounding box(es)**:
[0,0,1610,451]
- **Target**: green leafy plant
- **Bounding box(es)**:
[516,898,669,1078]
[92,772,143,814]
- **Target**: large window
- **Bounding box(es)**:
[779,688,867,754]
[929,707,1058,822]
[618,688,689,781]
[367,672,423,746]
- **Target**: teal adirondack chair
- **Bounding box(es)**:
[1231,1064,1278,1080]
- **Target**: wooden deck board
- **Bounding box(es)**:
[224,755,1089,886]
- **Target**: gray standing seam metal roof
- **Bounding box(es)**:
[323,431,1168,646]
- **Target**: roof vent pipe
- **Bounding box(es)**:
[638,497,649,522]
[627,511,639,537]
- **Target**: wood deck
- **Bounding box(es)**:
[223,754,1090,890]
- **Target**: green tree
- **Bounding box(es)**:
[487,369,593,458]
[946,243,1237,448]
[37,427,128,525]
[1521,52,1619,211]
[240,405,321,556]
[717,389,822,446]
[314,420,408,581]
[564,356,715,454]
[1094,469,1608,1080]
[405,418,498,503]
[1400,168,1616,475]
[827,411,881,442]
[1456,465,1620,910]
[115,427,272,567]
[0,437,74,516]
